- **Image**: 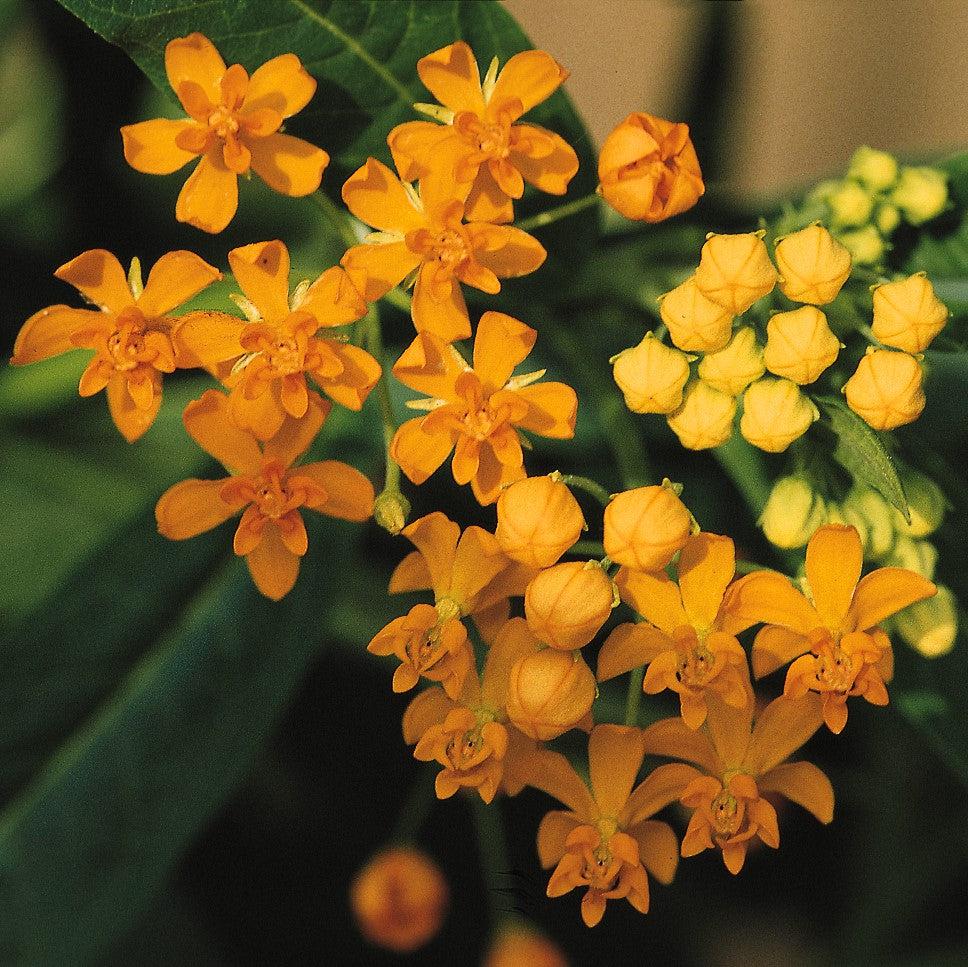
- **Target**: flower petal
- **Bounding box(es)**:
[121,119,198,174]
[624,763,703,827]
[536,810,582,867]
[341,157,425,233]
[341,240,421,303]
[228,240,291,323]
[678,533,735,631]
[464,162,516,224]
[511,382,577,438]
[481,617,541,707]
[411,265,472,342]
[155,477,239,539]
[299,266,367,328]
[390,418,456,487]
[165,33,225,109]
[614,568,687,634]
[138,250,221,317]
[589,724,646,818]
[641,716,720,774]
[230,382,286,442]
[388,550,432,595]
[805,524,863,629]
[471,224,547,279]
[629,819,679,885]
[248,132,328,197]
[392,331,465,400]
[719,569,818,635]
[54,249,132,314]
[312,341,381,410]
[450,525,508,608]
[175,150,238,234]
[173,311,245,368]
[509,124,579,194]
[744,694,824,776]
[11,306,103,365]
[489,50,567,120]
[183,389,263,474]
[402,687,455,744]
[850,567,937,631]
[524,747,594,818]
[246,521,300,600]
[751,625,811,678]
[388,120,461,183]
[759,760,834,824]
[704,695,754,770]
[417,42,484,115]
[262,391,330,468]
[243,53,315,117]
[473,311,536,392]
[105,372,161,442]
[400,512,461,598]
[597,623,672,682]
[298,460,374,521]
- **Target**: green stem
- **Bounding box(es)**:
[363,308,402,493]
[382,286,414,314]
[309,190,359,249]
[624,666,644,726]
[390,766,438,844]
[560,473,612,507]
[712,433,772,517]
[473,795,512,932]
[516,193,601,232]
[569,539,605,558]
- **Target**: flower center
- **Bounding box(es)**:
[456,111,511,158]
[432,228,470,267]
[207,107,240,140]
[446,726,485,769]
[252,468,293,519]
[265,333,304,375]
[676,642,716,687]
[711,790,742,837]
[814,644,858,693]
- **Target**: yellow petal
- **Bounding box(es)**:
[243,52,315,117]
[400,512,460,598]
[121,118,198,174]
[156,478,238,539]
[341,240,421,303]
[312,341,381,410]
[597,623,672,682]
[589,724,646,818]
[299,266,367,328]
[411,265,472,342]
[165,33,226,108]
[489,50,567,120]
[391,331,464,400]
[246,521,300,600]
[402,686,454,744]
[522,747,594,818]
[173,311,245,368]
[463,162,516,224]
[623,763,702,827]
[248,132,328,197]
[511,382,577,439]
[230,382,287,442]
[850,566,937,631]
[138,250,221,317]
[298,460,374,521]
[175,150,238,234]
[11,305,103,365]
[416,42,484,115]
[388,120,462,183]
[641,716,720,774]
[481,617,540,708]
[389,550,432,594]
[390,417,456,486]
[615,567,687,634]
[751,625,811,678]
[182,389,262,474]
[228,240,291,323]
[628,819,679,885]
[744,694,824,775]
[54,249,132,314]
[759,760,834,824]
[472,311,536,392]
[704,694,753,770]
[341,157,425,233]
[471,224,547,278]
[262,391,330,468]
[719,569,818,635]
[509,124,579,194]
[678,532,735,630]
[536,810,582,867]
[805,524,863,629]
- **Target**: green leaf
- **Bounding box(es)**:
[815,396,909,520]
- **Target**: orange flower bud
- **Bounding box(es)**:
[697,326,765,396]
[506,648,596,740]
[525,561,615,650]
[597,112,704,223]
[658,276,733,352]
[693,232,778,314]
[871,273,948,353]
[739,377,818,452]
[484,926,569,967]
[603,482,692,571]
[842,348,925,430]
[351,847,448,953]
[764,306,840,385]
[774,224,852,304]
[612,332,691,413]
[666,379,737,450]
[496,475,585,568]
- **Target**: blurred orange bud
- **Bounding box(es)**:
[697,326,765,396]
[484,925,569,967]
[496,475,585,568]
[666,379,737,450]
[764,306,840,385]
[351,847,448,953]
[597,112,704,223]
[842,348,925,429]
[658,276,734,352]
[612,332,692,413]
[740,377,818,452]
[871,273,948,353]
[694,232,778,315]
[774,224,852,305]
[506,648,596,740]
[525,561,615,649]
[603,482,692,571]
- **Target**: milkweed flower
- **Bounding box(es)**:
[390,312,577,504]
[666,379,737,450]
[176,240,377,440]
[155,390,374,600]
[697,327,765,397]
[341,159,546,341]
[643,694,832,874]
[728,524,936,733]
[891,166,949,225]
[895,586,958,658]
[759,476,827,550]
[603,483,692,572]
[525,560,616,650]
[774,224,852,305]
[598,113,704,223]
[871,273,948,353]
[694,232,778,315]
[350,847,448,953]
[11,248,220,441]
[506,646,596,740]
[528,725,691,926]
[763,307,840,385]
[740,377,818,453]
[598,533,755,729]
[121,33,328,233]
[388,42,578,224]
[611,332,692,414]
[842,348,925,430]
[484,925,568,967]
[658,276,734,353]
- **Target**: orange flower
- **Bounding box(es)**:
[643,695,832,874]
[524,560,616,650]
[602,483,693,573]
[402,618,543,803]
[341,159,546,341]
[155,389,373,600]
[390,312,577,504]
[598,534,757,729]
[369,512,532,698]
[121,34,327,233]
[484,925,568,967]
[527,725,692,926]
[176,240,377,441]
[11,248,220,442]
[598,113,704,223]
[388,42,578,224]
[728,524,936,733]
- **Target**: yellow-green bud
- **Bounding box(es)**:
[774,224,852,305]
[612,332,691,413]
[875,204,901,235]
[828,180,874,227]
[843,488,896,560]
[658,275,734,352]
[697,326,765,396]
[837,226,887,266]
[666,379,736,450]
[373,488,411,536]
[808,179,841,205]
[871,273,948,354]
[886,535,938,579]
[759,476,827,549]
[892,166,949,226]
[740,377,819,453]
[895,468,946,537]
[764,306,841,385]
[894,585,956,658]
[847,146,899,193]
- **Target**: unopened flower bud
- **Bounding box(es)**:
[843,348,925,430]
[842,488,896,560]
[525,561,615,650]
[871,273,948,353]
[895,467,947,537]
[886,535,938,579]
[895,585,956,658]
[740,378,818,452]
[875,204,901,235]
[847,146,899,193]
[774,224,852,305]
[496,475,585,568]
[598,112,705,223]
[666,379,737,450]
[506,648,596,740]
[759,476,827,549]
[351,848,448,953]
[603,482,692,571]
[658,276,733,352]
[764,306,840,384]
[892,166,949,225]
[697,326,765,396]
[373,488,411,535]
[837,225,887,266]
[484,926,569,967]
[694,232,778,314]
[827,180,874,227]
[612,332,691,413]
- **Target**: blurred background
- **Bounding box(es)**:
[1,1,967,965]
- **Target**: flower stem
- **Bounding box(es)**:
[473,795,513,931]
[516,193,601,232]
[569,539,605,557]
[310,190,359,249]
[624,666,645,726]
[560,473,612,507]
[712,433,772,517]
[390,766,438,844]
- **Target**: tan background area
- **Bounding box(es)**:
[504,0,968,198]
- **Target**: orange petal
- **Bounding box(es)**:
[138,250,221,317]
[463,162,515,224]
[629,819,679,885]
[523,747,594,818]
[416,42,484,115]
[719,569,818,635]
[704,694,754,769]
[473,311,536,392]
[54,249,132,314]
[156,477,239,539]
[165,33,225,109]
[481,617,541,707]
[173,311,245,368]
[312,341,381,410]
[183,389,263,474]
[850,567,937,631]
[471,224,547,279]
[341,157,425,233]
[390,418,456,486]
[402,687,455,744]
[106,372,160,442]
[340,240,421,303]
[262,391,330,468]
[400,512,461,597]
[388,120,461,183]
[624,762,703,827]
[121,118,198,174]
[744,694,824,776]
[248,132,328,197]
[489,50,567,120]
[299,266,367,328]
[759,760,834,824]
[511,382,577,439]
[589,724,646,818]
[411,265,472,342]
[11,305,103,365]
[230,382,287,442]
[298,460,374,521]
[175,149,238,233]
[536,810,582,867]
[805,524,863,629]
[751,625,811,678]
[388,550,432,594]
[470,439,526,506]
[228,240,291,323]
[678,533,735,630]
[641,716,720,774]
[614,568,687,634]
[243,52,315,117]
[246,521,300,600]
[450,525,507,608]
[597,623,672,682]
[391,331,464,400]
[509,124,579,194]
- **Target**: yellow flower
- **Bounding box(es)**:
[612,332,692,413]
[827,180,874,227]
[506,646,596,740]
[693,232,778,315]
[895,467,946,537]
[740,378,818,452]
[697,327,765,396]
[871,273,948,353]
[658,276,733,352]
[666,380,737,450]
[837,225,887,266]
[495,474,585,569]
[759,476,827,550]
[603,483,693,572]
[847,146,899,192]
[763,306,840,385]
[525,560,615,650]
[774,224,851,305]
[892,166,949,225]
[842,348,925,430]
